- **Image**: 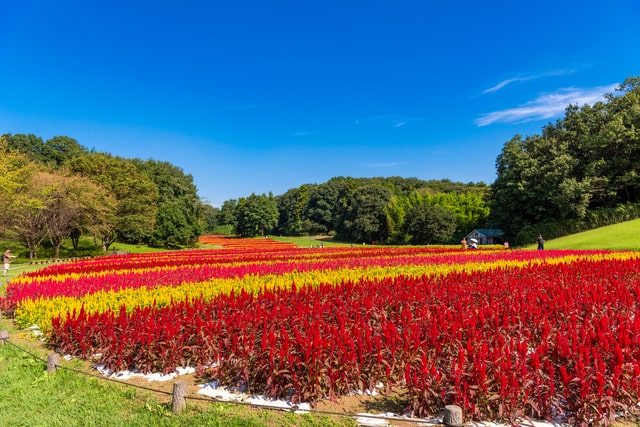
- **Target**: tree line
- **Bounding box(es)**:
[1,134,202,260]
[205,177,491,245]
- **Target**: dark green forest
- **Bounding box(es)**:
[3,76,639,251]
[210,178,490,244]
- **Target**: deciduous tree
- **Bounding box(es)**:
[133,159,202,248]
[235,193,279,237]
[277,186,310,236]
[402,203,457,244]
[337,185,392,243]
[68,153,158,250]
[0,137,39,237]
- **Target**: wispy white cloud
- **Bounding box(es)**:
[483,69,576,94]
[476,84,617,127]
[355,114,421,128]
[365,161,403,168]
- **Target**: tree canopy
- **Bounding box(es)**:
[235,193,279,237]
[490,76,640,244]
[402,203,457,245]
[1,133,203,253]
[211,176,489,244]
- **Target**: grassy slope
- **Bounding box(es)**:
[521,218,640,250]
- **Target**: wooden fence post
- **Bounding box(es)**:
[47,352,60,374]
[443,404,464,426]
[172,381,188,413]
[0,330,9,345]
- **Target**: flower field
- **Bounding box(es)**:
[2,236,640,425]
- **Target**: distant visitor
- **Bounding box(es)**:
[2,248,17,277]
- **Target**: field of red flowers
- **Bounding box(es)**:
[2,236,640,425]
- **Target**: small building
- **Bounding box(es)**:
[465,229,504,245]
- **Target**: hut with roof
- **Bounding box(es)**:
[465,229,504,245]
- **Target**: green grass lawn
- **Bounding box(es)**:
[269,235,352,248]
[521,218,640,250]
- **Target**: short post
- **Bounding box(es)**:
[443,404,464,426]
[172,381,188,413]
[47,352,60,374]
[0,330,9,345]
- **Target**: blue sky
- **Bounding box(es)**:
[2,1,638,207]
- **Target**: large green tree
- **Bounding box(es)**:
[385,194,411,244]
[2,134,88,167]
[68,153,158,249]
[581,78,640,205]
[277,185,311,236]
[402,203,457,244]
[303,180,344,235]
[429,191,490,239]
[235,193,279,237]
[46,136,89,167]
[490,134,591,242]
[36,172,113,258]
[12,171,62,261]
[132,159,202,248]
[336,184,392,243]
[201,203,219,234]
[0,137,39,238]
[490,76,640,243]
[2,133,51,164]
[214,199,238,235]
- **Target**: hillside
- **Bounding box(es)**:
[523,218,640,250]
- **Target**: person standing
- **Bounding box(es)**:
[536,234,545,250]
[2,248,17,276]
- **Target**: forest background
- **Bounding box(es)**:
[1,77,639,259]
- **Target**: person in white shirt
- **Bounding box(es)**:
[2,248,17,277]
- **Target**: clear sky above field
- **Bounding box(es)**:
[1,1,639,206]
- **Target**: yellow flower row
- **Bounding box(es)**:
[11,249,464,285]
